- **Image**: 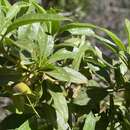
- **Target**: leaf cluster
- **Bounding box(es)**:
[1,0,130,130]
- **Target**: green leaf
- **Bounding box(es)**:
[0,9,5,33]
[17,23,40,41]
[83,112,98,130]
[98,27,126,51]
[125,19,130,53]
[60,22,96,33]
[72,38,89,71]
[37,25,54,58]
[0,113,33,129]
[48,48,75,63]
[61,22,125,51]
[55,38,80,48]
[6,4,20,20]
[46,67,70,82]
[6,13,71,34]
[68,27,95,36]
[72,87,90,106]
[47,67,87,84]
[55,111,70,130]
[64,67,87,84]
[16,22,54,65]
[0,2,30,35]
[32,1,46,13]
[114,65,125,88]
[1,0,11,10]
[49,90,68,122]
[15,120,31,130]
[94,34,118,53]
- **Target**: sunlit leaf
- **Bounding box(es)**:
[68,27,95,36]
[83,112,98,130]
[6,13,71,34]
[64,67,87,84]
[72,38,89,71]
[46,67,70,82]
[46,67,87,84]
[49,90,68,122]
[125,19,130,53]
[48,48,75,63]
[60,22,96,33]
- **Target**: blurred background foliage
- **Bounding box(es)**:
[9,0,130,38]
[43,0,130,39]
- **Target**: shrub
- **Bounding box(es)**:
[1,0,130,130]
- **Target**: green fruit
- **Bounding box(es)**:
[13,82,32,95]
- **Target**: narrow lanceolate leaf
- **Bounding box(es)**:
[48,48,75,63]
[0,9,5,33]
[1,0,11,10]
[32,1,46,13]
[83,112,98,130]
[6,13,71,34]
[61,22,126,51]
[72,39,89,71]
[49,90,68,122]
[98,27,126,51]
[125,19,130,53]
[6,2,31,20]
[60,22,96,33]
[68,27,95,36]
[37,25,54,59]
[0,2,30,35]
[94,34,118,53]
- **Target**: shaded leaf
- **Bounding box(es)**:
[6,13,71,34]
[0,68,22,85]
[0,113,33,129]
[15,120,31,130]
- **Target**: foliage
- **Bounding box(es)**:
[1,0,130,130]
